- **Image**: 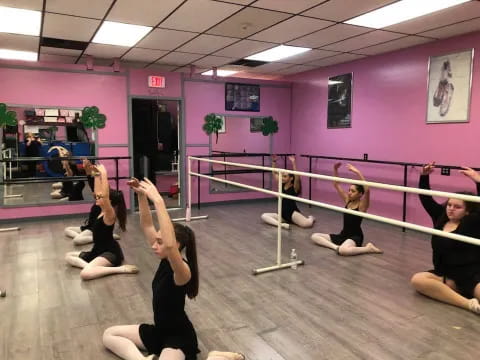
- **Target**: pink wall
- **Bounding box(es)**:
[184,79,292,204]
[286,30,480,227]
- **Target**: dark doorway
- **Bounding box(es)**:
[131,98,180,208]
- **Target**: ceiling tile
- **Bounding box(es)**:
[177,34,239,54]
[0,0,43,10]
[39,53,77,63]
[175,66,208,73]
[156,52,205,66]
[43,13,100,41]
[40,46,82,56]
[420,17,480,39]
[213,0,252,4]
[355,36,433,56]
[253,0,326,14]
[84,43,129,58]
[385,2,480,34]
[0,33,39,51]
[249,15,333,43]
[120,61,149,68]
[321,30,403,52]
[160,0,243,32]
[193,55,236,67]
[275,64,317,75]
[282,49,341,64]
[303,0,396,22]
[207,7,290,38]
[122,48,168,62]
[46,0,112,19]
[246,62,292,72]
[107,0,185,26]
[307,53,366,67]
[137,28,198,50]
[146,63,179,71]
[287,23,371,48]
[214,39,276,58]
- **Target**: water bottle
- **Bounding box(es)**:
[290,249,297,270]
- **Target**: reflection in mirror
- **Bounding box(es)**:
[1,105,96,206]
[210,115,271,193]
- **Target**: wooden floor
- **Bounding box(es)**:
[1,201,479,360]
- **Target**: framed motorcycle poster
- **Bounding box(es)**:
[426,49,474,124]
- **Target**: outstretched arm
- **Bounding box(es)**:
[140,179,192,286]
[418,162,443,222]
[333,162,348,204]
[459,166,480,195]
[271,155,279,182]
[347,164,369,212]
[289,156,301,194]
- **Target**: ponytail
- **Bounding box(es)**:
[173,223,199,299]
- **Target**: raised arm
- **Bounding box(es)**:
[333,162,348,204]
[418,162,443,222]
[94,164,116,226]
[271,154,279,182]
[289,156,301,194]
[140,179,192,286]
[128,178,157,247]
[346,164,369,212]
[459,166,480,195]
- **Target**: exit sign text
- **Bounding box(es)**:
[148,76,166,88]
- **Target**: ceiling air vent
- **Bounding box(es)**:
[228,59,268,67]
[40,37,89,51]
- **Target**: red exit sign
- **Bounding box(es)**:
[148,76,166,88]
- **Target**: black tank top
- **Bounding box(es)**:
[340,202,363,237]
[281,185,299,220]
[90,215,123,261]
[151,259,198,353]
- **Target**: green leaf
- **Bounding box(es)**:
[261,116,278,136]
[0,103,18,127]
[80,106,107,130]
[203,113,223,135]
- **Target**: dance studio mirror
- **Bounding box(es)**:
[0,104,96,207]
[209,115,272,193]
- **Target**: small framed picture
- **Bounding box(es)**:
[250,117,264,132]
[218,116,226,133]
[426,49,474,123]
[327,73,352,129]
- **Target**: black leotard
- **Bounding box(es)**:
[330,201,364,246]
[281,184,300,223]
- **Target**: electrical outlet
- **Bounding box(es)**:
[441,167,450,176]
[363,153,368,160]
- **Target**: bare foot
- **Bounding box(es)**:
[281,223,290,230]
[123,265,139,274]
[208,351,245,360]
[366,243,383,254]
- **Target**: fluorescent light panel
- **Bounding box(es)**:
[0,6,41,36]
[93,21,152,47]
[328,80,343,85]
[346,0,471,29]
[201,69,238,77]
[0,49,37,61]
[246,45,311,62]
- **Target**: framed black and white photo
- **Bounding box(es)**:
[426,49,474,124]
[327,73,352,129]
[218,115,226,133]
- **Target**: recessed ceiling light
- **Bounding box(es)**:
[201,69,238,77]
[92,21,152,47]
[0,6,41,36]
[246,45,311,62]
[345,0,471,29]
[0,49,37,61]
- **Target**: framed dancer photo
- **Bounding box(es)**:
[426,49,474,124]
[327,73,352,129]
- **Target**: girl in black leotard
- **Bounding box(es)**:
[261,155,315,229]
[311,163,382,256]
[103,178,245,360]
[411,162,480,315]
[64,164,138,280]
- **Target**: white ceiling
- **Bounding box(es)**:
[0,0,479,77]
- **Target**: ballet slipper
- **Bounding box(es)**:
[366,243,383,254]
[208,351,245,360]
[123,265,139,274]
[468,298,480,314]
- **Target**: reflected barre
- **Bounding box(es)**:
[187,156,480,275]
